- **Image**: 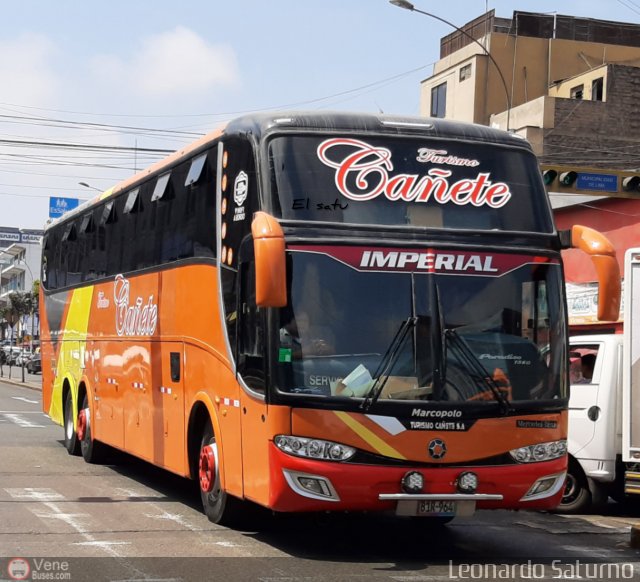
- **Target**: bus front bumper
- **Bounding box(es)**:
[268,444,567,514]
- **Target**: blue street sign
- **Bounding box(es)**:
[576,173,618,193]
[49,196,80,218]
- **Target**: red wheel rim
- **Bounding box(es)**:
[77,409,88,441]
[199,445,216,493]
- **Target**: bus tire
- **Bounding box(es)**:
[199,420,245,526]
[79,394,106,464]
[558,459,591,514]
[63,390,80,456]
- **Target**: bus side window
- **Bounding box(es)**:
[237,260,265,393]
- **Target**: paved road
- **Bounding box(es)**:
[1,379,639,581]
[0,364,41,389]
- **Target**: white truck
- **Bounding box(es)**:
[561,247,640,513]
[562,333,622,512]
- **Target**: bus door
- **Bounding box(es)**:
[149,342,185,473]
[237,258,271,505]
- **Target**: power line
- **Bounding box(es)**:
[615,0,640,17]
[0,113,203,138]
[0,191,92,200]
[0,137,173,154]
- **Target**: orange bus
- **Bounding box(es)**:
[40,112,620,525]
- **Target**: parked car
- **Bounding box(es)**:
[26,352,41,374]
[15,348,33,367]
[1,346,22,365]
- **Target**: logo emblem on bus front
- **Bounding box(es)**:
[428,438,447,459]
[234,171,248,206]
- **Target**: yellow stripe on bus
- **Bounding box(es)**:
[64,286,94,340]
[49,286,95,421]
[99,187,114,200]
[334,411,406,460]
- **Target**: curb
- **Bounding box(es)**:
[0,369,42,392]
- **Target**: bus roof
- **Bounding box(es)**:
[226,110,529,148]
[45,111,530,232]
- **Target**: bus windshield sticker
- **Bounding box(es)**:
[317,138,511,208]
[287,246,557,277]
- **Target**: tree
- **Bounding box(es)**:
[4,292,31,341]
[26,281,40,341]
[0,304,11,339]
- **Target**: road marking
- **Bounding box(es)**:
[115,487,165,499]
[32,506,92,531]
[2,413,45,428]
[5,488,64,501]
[73,541,130,547]
[11,396,39,404]
[0,410,46,414]
[144,509,202,531]
[37,501,131,558]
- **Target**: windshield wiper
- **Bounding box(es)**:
[361,316,417,411]
[431,282,446,397]
[444,328,512,415]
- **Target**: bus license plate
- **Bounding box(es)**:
[417,500,456,516]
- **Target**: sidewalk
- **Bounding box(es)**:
[0,364,42,391]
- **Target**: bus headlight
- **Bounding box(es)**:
[274,435,356,461]
[509,439,567,463]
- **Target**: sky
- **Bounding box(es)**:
[1,0,640,230]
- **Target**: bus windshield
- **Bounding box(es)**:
[268,135,553,233]
[274,247,566,405]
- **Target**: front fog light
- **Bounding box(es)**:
[282,469,340,501]
[401,471,424,493]
[298,476,331,497]
[456,471,478,493]
[521,472,566,501]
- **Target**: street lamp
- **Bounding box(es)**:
[78,181,102,192]
[389,0,512,131]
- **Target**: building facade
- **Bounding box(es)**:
[419,10,640,329]
[0,227,43,341]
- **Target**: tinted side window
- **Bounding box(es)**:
[41,145,220,286]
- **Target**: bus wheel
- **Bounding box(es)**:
[558,460,591,514]
[79,394,105,464]
[199,421,244,526]
[63,391,80,456]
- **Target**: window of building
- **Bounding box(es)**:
[430,82,447,118]
[570,84,584,100]
[592,77,604,101]
[459,64,472,82]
